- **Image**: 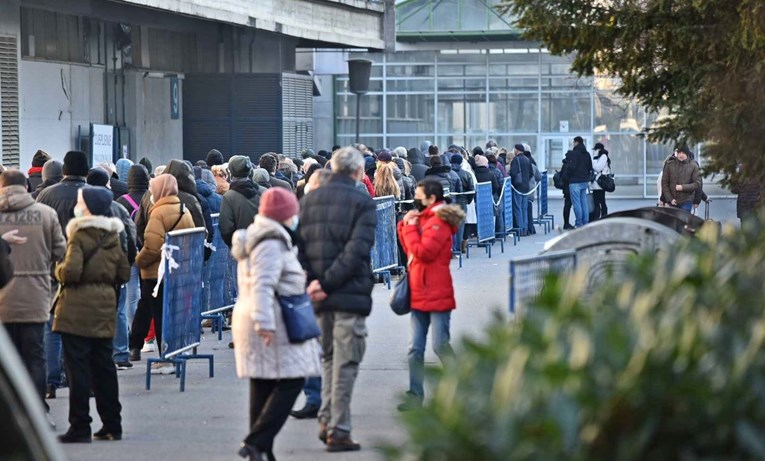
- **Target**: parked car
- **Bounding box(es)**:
[0,325,67,460]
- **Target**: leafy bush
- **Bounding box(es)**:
[386,213,765,461]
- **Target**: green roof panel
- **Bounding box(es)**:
[396,0,520,39]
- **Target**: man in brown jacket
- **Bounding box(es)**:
[0,169,66,412]
[661,145,700,213]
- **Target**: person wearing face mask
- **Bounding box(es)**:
[132,175,195,375]
[397,179,465,411]
[53,187,131,442]
[231,187,321,461]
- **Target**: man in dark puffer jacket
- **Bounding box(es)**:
[219,156,261,248]
[298,146,376,452]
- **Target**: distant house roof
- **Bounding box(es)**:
[396,0,522,42]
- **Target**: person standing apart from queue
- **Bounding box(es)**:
[589,143,611,221]
[53,187,131,443]
[298,147,377,452]
[561,136,593,228]
[397,179,464,411]
[232,188,321,461]
[661,145,700,213]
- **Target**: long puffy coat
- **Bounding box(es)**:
[231,215,321,379]
[398,203,465,312]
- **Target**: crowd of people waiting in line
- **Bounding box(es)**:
[0,139,760,460]
[0,143,471,460]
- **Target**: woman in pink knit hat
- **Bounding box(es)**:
[231,187,321,461]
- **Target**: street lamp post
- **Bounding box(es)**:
[347,59,373,144]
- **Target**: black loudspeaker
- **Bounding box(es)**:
[347,59,373,95]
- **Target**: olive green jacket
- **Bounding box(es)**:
[53,216,131,338]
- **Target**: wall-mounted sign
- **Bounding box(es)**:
[90,124,115,166]
[171,78,180,120]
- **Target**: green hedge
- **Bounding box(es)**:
[387,214,765,461]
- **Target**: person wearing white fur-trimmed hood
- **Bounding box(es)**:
[53,187,131,443]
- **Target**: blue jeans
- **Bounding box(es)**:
[44,313,63,388]
[408,310,454,400]
[113,285,129,362]
[675,201,693,212]
[126,265,140,327]
[512,190,529,235]
[569,182,590,227]
[304,376,322,408]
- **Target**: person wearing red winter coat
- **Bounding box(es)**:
[397,179,465,411]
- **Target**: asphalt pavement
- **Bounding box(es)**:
[49,198,739,461]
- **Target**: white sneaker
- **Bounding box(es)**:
[150,363,176,375]
[141,340,156,353]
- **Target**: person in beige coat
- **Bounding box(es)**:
[0,169,66,414]
[231,187,321,461]
[133,174,195,373]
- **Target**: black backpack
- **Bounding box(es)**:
[553,170,564,190]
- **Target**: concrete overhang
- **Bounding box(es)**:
[112,0,391,50]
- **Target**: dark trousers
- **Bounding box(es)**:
[61,333,121,435]
[526,200,536,234]
[245,378,304,453]
[5,323,47,409]
[591,190,608,221]
[563,188,572,226]
[130,278,163,352]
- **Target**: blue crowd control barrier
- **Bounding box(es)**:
[496,179,517,248]
[536,171,555,233]
[370,195,399,289]
[146,228,214,392]
[467,182,496,259]
[509,250,577,319]
[201,215,231,340]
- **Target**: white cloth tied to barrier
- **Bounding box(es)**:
[153,243,180,298]
[204,240,217,252]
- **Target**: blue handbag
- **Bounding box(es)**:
[278,293,321,344]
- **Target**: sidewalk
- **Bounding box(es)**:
[49,198,739,460]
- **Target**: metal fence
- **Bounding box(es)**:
[146,228,214,392]
[509,250,577,318]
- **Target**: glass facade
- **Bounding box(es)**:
[334,49,716,198]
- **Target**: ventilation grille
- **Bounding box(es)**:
[0,36,19,168]
[282,74,313,158]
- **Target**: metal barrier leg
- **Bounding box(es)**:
[146,359,153,390]
[215,314,223,341]
[179,360,186,392]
